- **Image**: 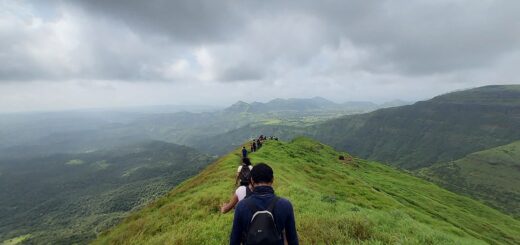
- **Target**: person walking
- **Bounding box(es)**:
[242,146,248,158]
[235,158,253,187]
[229,163,298,245]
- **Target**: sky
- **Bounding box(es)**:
[1,0,519,112]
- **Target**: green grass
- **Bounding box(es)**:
[1,234,31,245]
[309,85,520,169]
[65,159,85,165]
[418,141,520,217]
[94,138,520,244]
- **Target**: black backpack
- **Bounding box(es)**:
[244,197,282,245]
[239,165,251,186]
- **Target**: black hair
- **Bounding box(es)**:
[242,157,252,166]
[251,163,273,183]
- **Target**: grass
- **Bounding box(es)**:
[1,234,31,245]
[94,138,520,244]
[418,140,520,217]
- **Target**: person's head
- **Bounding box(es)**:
[243,146,246,149]
[251,163,274,186]
[242,157,251,166]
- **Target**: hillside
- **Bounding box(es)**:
[310,85,520,169]
[0,141,213,244]
[417,141,520,218]
[94,138,520,244]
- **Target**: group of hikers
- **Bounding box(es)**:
[242,135,278,158]
[221,135,298,245]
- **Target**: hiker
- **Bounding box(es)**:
[223,157,253,214]
[252,141,257,152]
[256,139,262,149]
[250,142,255,153]
[229,163,299,245]
[236,157,253,187]
[242,146,248,158]
[221,183,253,213]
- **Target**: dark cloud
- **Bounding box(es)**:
[3,0,520,82]
[72,0,244,43]
[0,0,519,112]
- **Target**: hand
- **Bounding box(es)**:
[220,203,228,213]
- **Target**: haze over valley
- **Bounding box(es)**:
[1,1,520,244]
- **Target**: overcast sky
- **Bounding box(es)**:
[1,0,519,112]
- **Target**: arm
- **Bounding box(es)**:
[284,202,299,245]
[235,172,240,186]
[221,194,239,213]
[229,204,244,245]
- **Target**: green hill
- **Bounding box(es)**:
[310,85,520,169]
[417,141,520,218]
[94,138,520,244]
[0,141,213,244]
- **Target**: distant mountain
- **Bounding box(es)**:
[250,97,338,112]
[223,100,251,113]
[310,85,520,169]
[0,141,213,244]
[94,138,520,244]
[225,97,378,113]
[417,141,520,217]
[379,99,411,108]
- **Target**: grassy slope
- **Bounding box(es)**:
[94,138,520,244]
[310,85,520,169]
[418,141,520,218]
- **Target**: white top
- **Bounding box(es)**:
[235,186,248,201]
[237,165,253,173]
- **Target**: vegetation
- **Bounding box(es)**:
[417,141,520,218]
[309,85,520,169]
[95,138,520,244]
[0,141,214,244]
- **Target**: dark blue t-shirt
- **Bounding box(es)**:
[230,186,298,245]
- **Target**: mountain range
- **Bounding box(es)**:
[1,85,519,244]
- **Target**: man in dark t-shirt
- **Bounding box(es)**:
[229,163,299,245]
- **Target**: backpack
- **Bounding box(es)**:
[239,165,251,186]
[244,197,282,245]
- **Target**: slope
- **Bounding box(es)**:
[94,138,520,244]
[0,141,213,244]
[417,141,520,218]
[310,85,520,169]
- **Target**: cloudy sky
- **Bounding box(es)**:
[1,0,519,112]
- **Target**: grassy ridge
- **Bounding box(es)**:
[418,141,520,218]
[94,138,520,244]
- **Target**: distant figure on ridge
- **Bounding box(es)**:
[229,163,299,245]
[252,141,257,152]
[242,146,248,158]
[256,139,262,149]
